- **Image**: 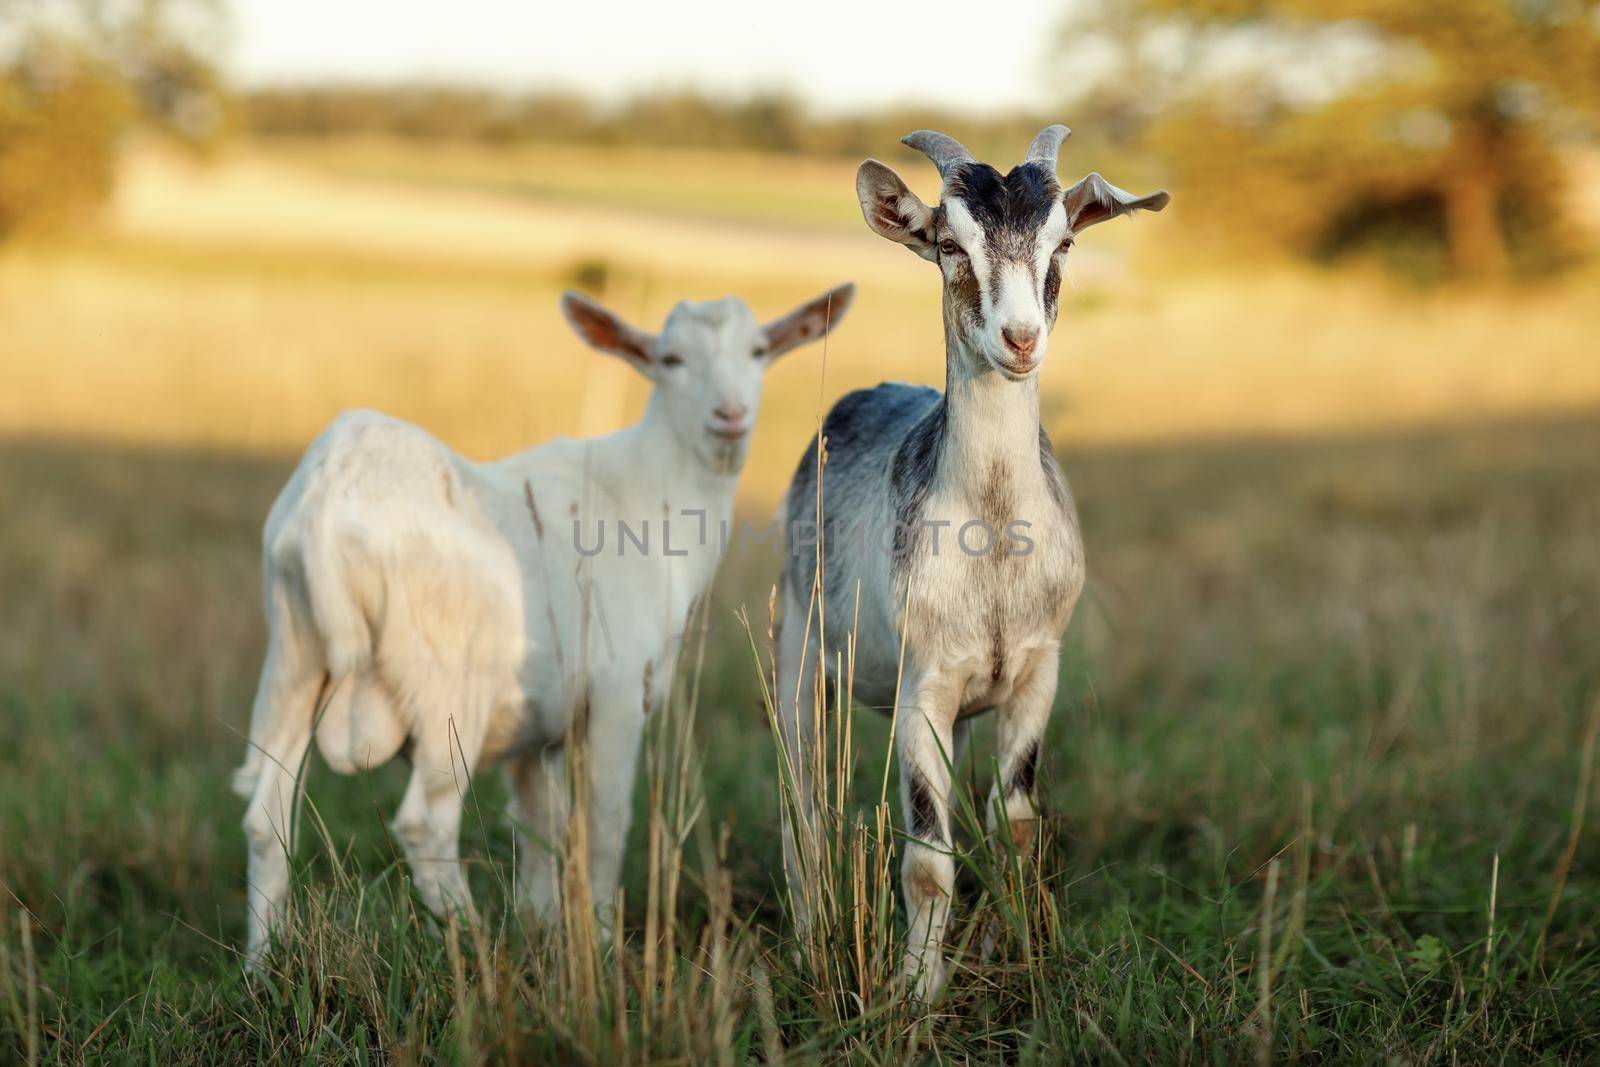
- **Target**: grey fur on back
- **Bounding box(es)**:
[784,382,940,609]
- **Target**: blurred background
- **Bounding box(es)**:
[4,2,1600,1058]
[3,0,1598,499]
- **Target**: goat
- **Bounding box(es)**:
[774,125,1167,998]
[235,282,855,964]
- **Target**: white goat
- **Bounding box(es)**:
[236,283,854,962]
[775,126,1167,997]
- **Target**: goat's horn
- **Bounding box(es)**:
[901,130,975,179]
[1025,124,1071,169]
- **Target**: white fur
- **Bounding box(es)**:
[236,285,852,964]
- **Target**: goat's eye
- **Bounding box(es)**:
[1056,236,1074,254]
[660,353,684,368]
[939,239,963,257]
[751,347,768,360]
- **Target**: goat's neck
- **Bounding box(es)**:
[936,337,1042,485]
[493,394,739,523]
[604,394,740,515]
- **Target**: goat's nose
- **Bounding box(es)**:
[713,402,748,423]
[1001,324,1040,360]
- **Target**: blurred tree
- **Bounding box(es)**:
[239,83,1116,187]
[1060,0,1600,279]
[0,0,226,238]
[0,45,128,236]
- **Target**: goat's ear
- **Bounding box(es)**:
[764,282,855,359]
[856,160,937,260]
[559,291,655,369]
[1061,173,1171,235]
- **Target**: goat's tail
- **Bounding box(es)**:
[233,505,380,800]
[301,506,380,679]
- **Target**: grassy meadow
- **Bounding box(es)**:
[3,139,1600,1062]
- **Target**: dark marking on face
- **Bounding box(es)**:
[1008,737,1040,798]
[1043,258,1062,326]
[944,256,982,339]
[945,162,1060,238]
[982,252,1003,327]
[989,623,1005,683]
[940,162,1061,339]
[908,767,945,845]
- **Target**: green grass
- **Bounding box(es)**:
[3,414,1600,1062]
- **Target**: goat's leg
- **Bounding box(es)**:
[896,669,961,1000]
[392,701,487,921]
[239,624,323,967]
[575,678,647,931]
[507,745,568,926]
[976,644,1059,962]
[989,643,1059,852]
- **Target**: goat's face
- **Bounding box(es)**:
[931,162,1067,378]
[560,284,854,473]
[856,125,1168,380]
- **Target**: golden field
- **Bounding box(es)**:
[3,138,1598,505]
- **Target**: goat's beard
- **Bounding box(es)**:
[705,437,747,476]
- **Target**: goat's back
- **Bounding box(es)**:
[262,410,525,757]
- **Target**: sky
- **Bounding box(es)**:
[228,0,1068,114]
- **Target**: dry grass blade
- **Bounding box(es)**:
[1538,693,1600,962]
